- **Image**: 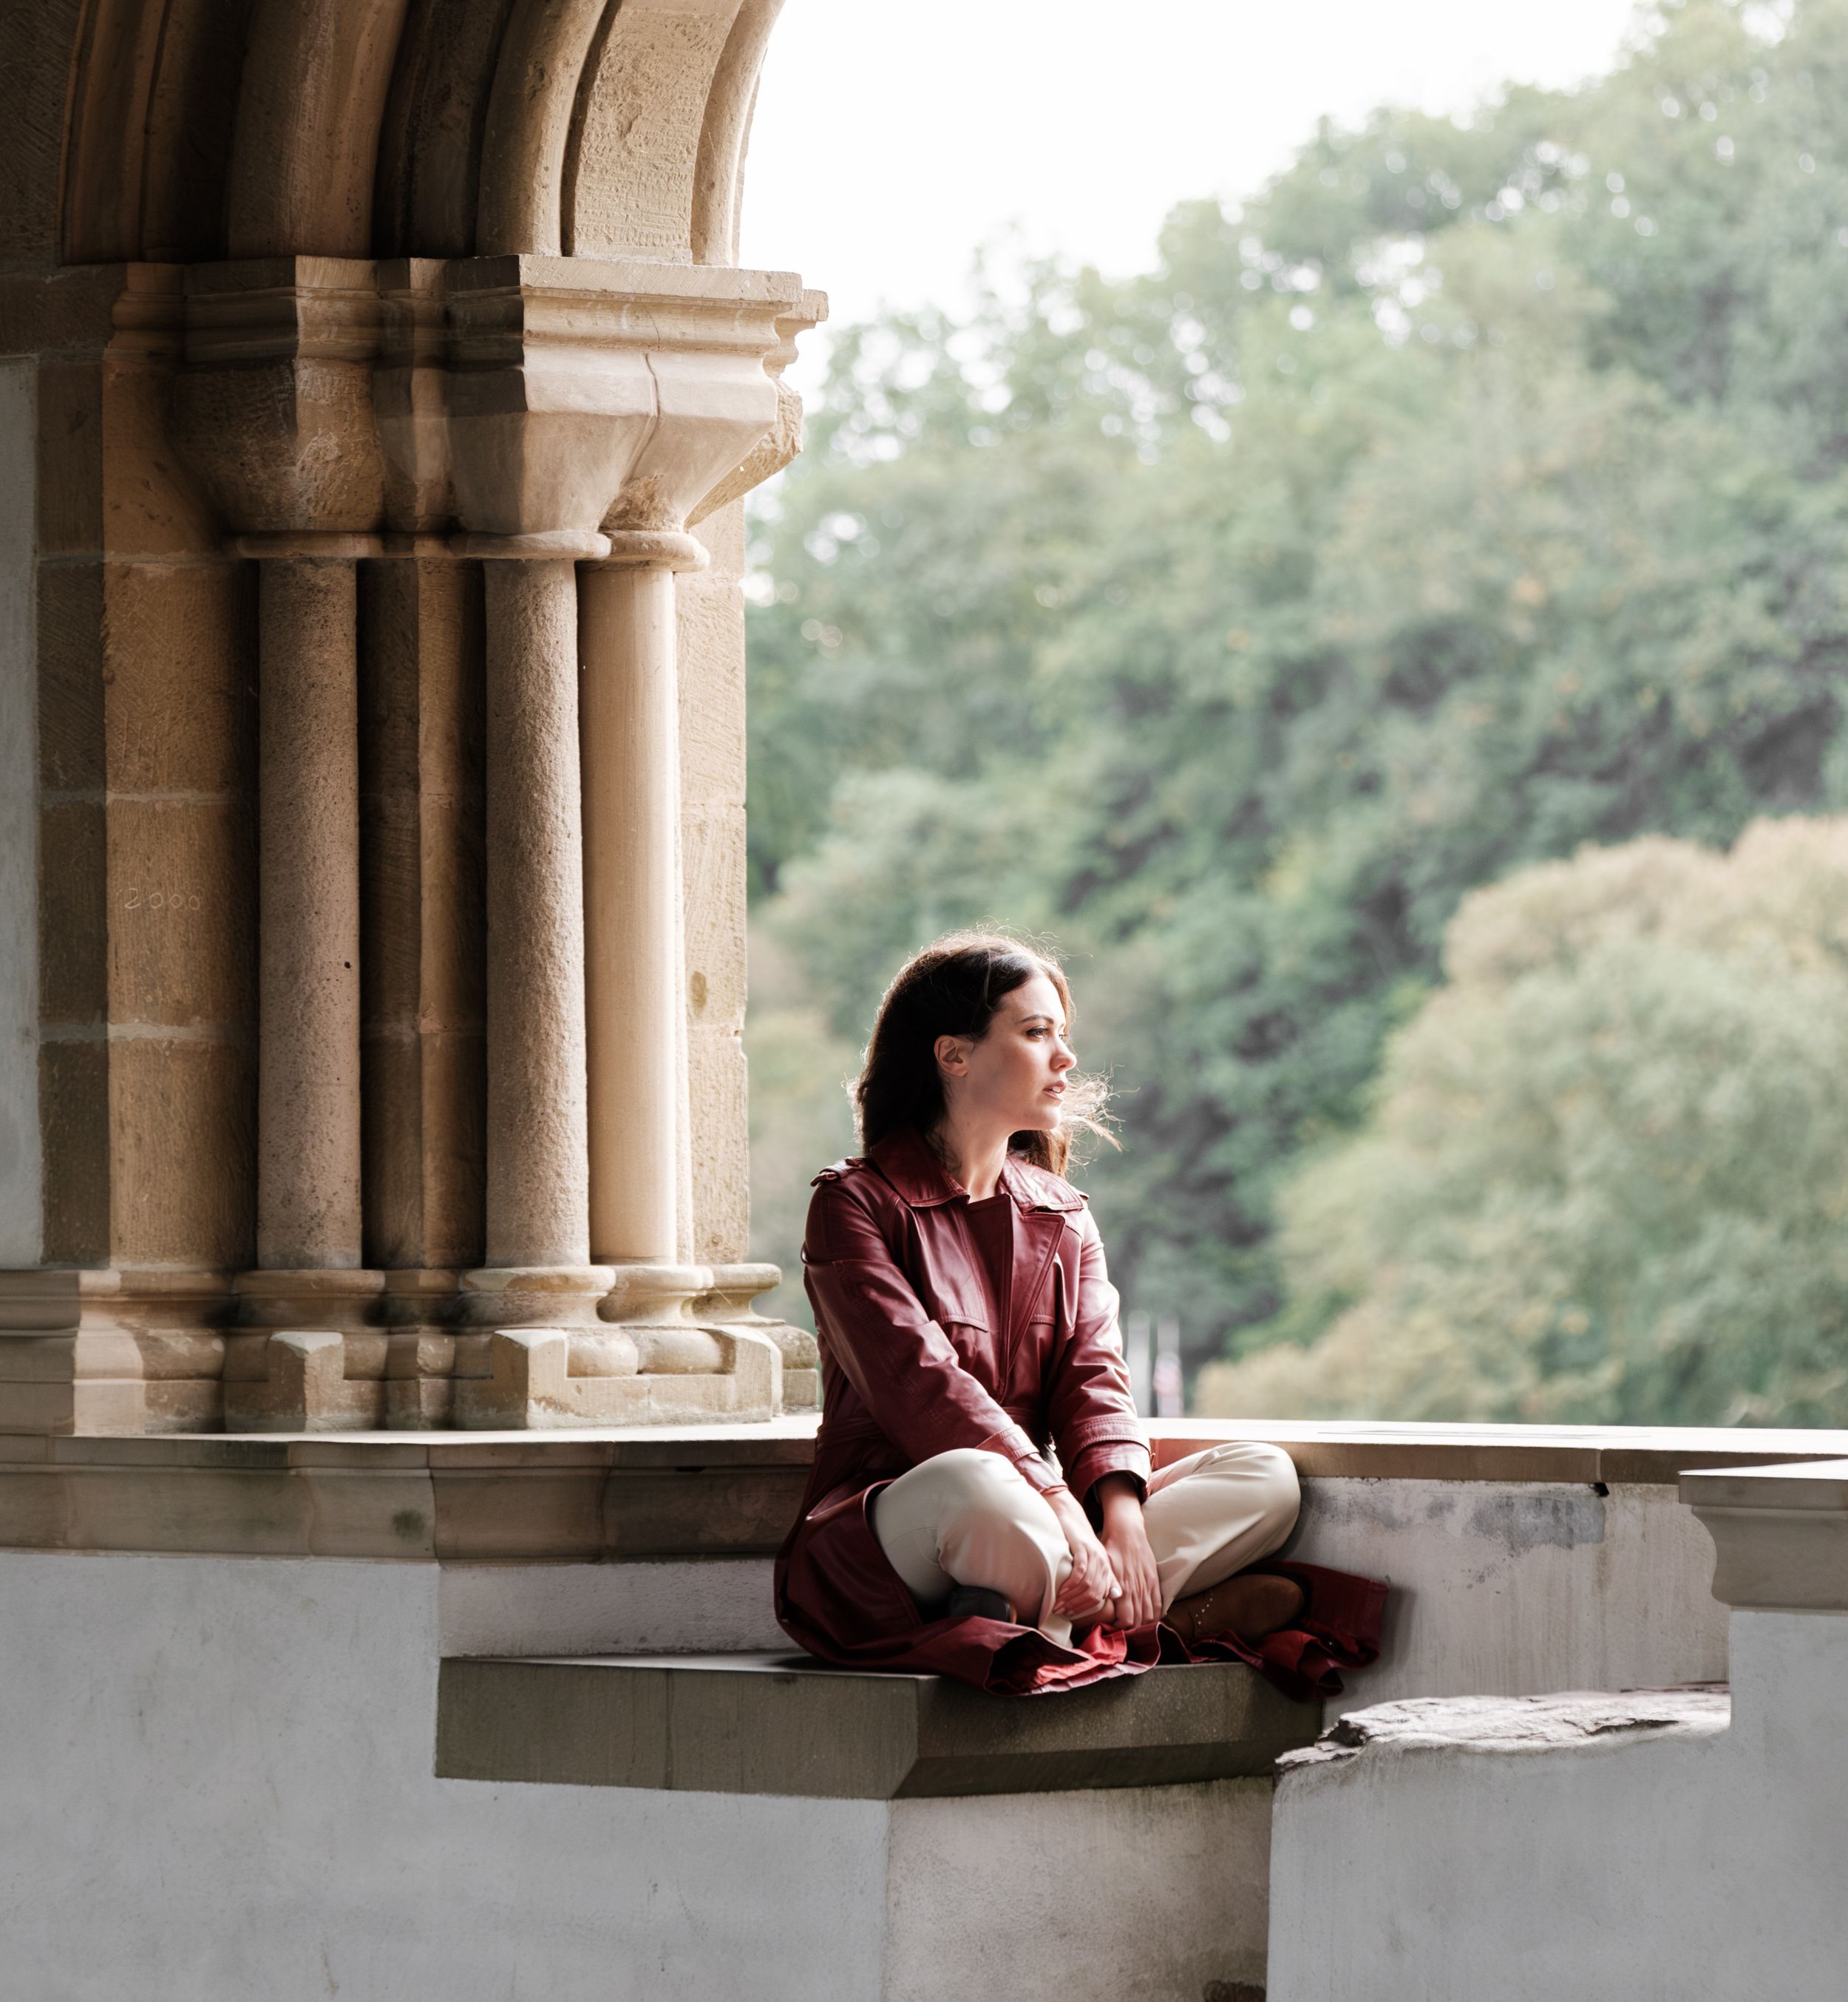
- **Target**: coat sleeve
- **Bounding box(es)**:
[1044,1208,1152,1504]
[803,1176,1067,1496]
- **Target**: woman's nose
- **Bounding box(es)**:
[1051,1042,1075,1072]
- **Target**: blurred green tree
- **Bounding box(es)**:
[1197,818,1848,1426]
[746,0,1848,1394]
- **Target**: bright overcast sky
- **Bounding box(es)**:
[743,0,1645,387]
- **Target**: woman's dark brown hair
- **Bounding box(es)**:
[854,931,1110,1176]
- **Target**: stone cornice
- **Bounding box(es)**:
[1680,1458,1848,1613]
[440,254,806,356]
[164,254,822,546]
[182,257,383,367]
[0,1423,817,1561]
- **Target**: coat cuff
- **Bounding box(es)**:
[978,1428,1065,1494]
[1068,1438,1152,1504]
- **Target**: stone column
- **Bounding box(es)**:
[439,255,813,1423]
[482,556,594,1269]
[257,557,362,1269]
[452,539,616,1423]
[360,553,486,1427]
[580,534,707,1265]
[227,538,386,1428]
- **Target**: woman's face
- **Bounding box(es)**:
[936,971,1076,1137]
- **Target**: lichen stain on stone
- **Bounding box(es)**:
[392,1508,427,1542]
[1466,1488,1606,1555]
[1296,1482,1425,1536]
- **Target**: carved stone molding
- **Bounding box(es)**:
[171,257,387,540]
[442,255,804,544]
[166,253,815,549]
[690,286,829,525]
[1682,1459,1848,1613]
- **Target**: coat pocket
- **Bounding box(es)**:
[937,1317,994,1374]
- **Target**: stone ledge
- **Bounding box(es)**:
[1280,1686,1731,1777]
[0,1416,821,1469]
[10,1415,1841,1479]
[434,1653,1322,1799]
[0,1421,818,1561]
[0,1421,1843,1564]
[1156,1420,1848,1486]
[1681,1457,1848,1612]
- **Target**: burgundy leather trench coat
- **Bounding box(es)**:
[773,1129,1385,1697]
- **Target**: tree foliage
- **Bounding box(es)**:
[1198,820,1848,1426]
[747,0,1848,1400]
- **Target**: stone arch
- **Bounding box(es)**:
[50,0,787,264]
[225,0,415,257]
[373,0,520,258]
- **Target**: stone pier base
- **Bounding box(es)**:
[0,1547,1281,2002]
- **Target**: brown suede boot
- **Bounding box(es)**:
[1168,1572,1305,1647]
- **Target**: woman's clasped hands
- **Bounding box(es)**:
[1045,1473,1163,1630]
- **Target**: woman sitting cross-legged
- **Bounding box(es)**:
[774,931,1385,1697]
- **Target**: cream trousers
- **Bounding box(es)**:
[870,1442,1301,1647]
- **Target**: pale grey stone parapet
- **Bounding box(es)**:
[1265,1465,1848,2002]
[435,1652,1321,1798]
[1681,1456,1848,1612]
[1155,1418,1848,1485]
[0,1545,1274,2002]
[1164,1423,1848,1702]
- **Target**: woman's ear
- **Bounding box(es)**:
[934,1032,971,1079]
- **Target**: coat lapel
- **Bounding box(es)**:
[866,1131,1078,1341]
[1001,1158,1074,1342]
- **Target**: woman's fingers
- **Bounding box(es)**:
[1054,1571,1100,1615]
[1095,1517,1163,1629]
[1110,1578,1156,1628]
[1052,1535,1118,1617]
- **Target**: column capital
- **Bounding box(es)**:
[690,287,830,526]
[169,258,386,542]
[441,254,809,548]
[165,256,823,552]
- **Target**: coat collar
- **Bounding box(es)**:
[866,1129,1087,1214]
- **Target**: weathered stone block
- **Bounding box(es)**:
[104,798,254,1025]
[102,560,251,794]
[38,1038,110,1266]
[435,1650,1291,2000]
[108,1034,254,1269]
[36,559,105,792]
[222,1329,388,1433]
[37,799,107,1025]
